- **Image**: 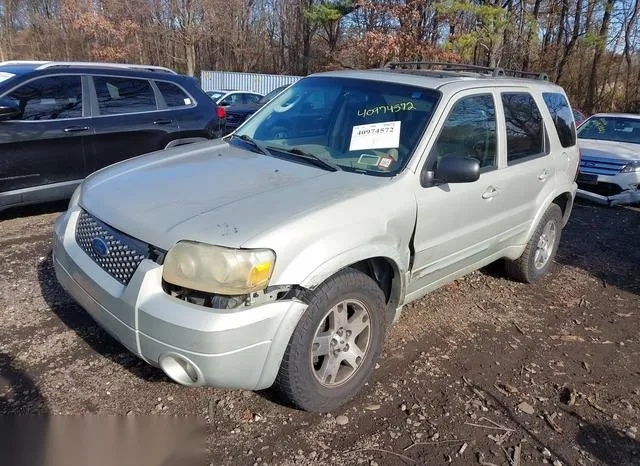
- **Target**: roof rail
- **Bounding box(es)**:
[383,61,549,80]
[0,60,50,66]
[501,68,549,81]
[34,61,177,74]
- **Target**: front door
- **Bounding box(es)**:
[0,74,89,194]
[407,91,506,300]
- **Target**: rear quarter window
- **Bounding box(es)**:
[542,92,576,147]
[155,81,193,108]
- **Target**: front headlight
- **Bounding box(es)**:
[162,241,275,295]
[621,161,640,173]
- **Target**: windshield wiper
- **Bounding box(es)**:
[267,146,341,172]
[231,134,271,156]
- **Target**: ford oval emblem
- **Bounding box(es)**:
[584,161,595,167]
[92,237,110,257]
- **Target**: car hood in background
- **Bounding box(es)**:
[578,138,640,161]
[80,141,384,250]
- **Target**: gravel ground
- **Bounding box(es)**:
[0,200,639,466]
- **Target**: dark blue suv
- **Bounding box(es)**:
[0,61,221,212]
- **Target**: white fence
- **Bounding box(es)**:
[200,71,301,95]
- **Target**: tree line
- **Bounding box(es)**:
[1,0,639,113]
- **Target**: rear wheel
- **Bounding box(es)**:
[505,203,563,283]
[273,268,387,412]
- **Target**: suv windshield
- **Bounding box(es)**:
[578,116,640,144]
[233,76,440,175]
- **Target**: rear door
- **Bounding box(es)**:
[87,75,178,172]
[491,89,557,243]
[0,74,89,194]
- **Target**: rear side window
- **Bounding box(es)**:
[155,81,192,108]
[245,94,261,104]
[501,92,545,163]
[542,93,576,147]
[220,93,243,105]
[93,76,156,115]
[6,75,82,120]
[430,94,497,169]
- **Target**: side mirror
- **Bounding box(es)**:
[0,100,20,120]
[421,155,480,187]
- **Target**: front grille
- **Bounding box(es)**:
[579,155,628,176]
[75,210,152,285]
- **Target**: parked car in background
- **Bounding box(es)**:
[205,89,263,107]
[576,113,640,205]
[224,84,289,132]
[205,90,264,134]
[572,108,587,127]
[0,61,221,212]
[54,62,579,412]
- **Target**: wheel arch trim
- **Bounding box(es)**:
[523,184,576,246]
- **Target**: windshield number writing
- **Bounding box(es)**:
[357,102,415,118]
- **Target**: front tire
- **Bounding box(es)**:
[273,268,387,412]
[505,203,563,283]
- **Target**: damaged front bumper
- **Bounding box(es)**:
[576,187,640,206]
[53,207,308,390]
[576,170,640,206]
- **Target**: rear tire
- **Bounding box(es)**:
[273,268,387,412]
[505,203,563,283]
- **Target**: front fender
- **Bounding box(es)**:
[299,243,409,290]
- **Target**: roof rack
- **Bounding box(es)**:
[32,61,177,74]
[383,61,549,81]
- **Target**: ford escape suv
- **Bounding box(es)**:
[53,62,579,412]
[0,61,220,212]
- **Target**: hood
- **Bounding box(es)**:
[578,138,640,161]
[225,103,262,115]
[80,141,384,250]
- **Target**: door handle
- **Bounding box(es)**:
[63,126,90,133]
[482,186,501,199]
[153,119,172,125]
[538,169,552,181]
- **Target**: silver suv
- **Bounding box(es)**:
[53,62,579,412]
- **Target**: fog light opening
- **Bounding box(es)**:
[159,354,203,386]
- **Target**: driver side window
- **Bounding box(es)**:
[430,94,497,170]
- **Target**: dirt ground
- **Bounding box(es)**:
[0,199,639,466]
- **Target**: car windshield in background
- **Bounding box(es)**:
[578,116,640,144]
[232,77,440,175]
[259,86,288,104]
[207,91,224,100]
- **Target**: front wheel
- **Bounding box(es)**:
[505,203,563,283]
[273,268,387,412]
